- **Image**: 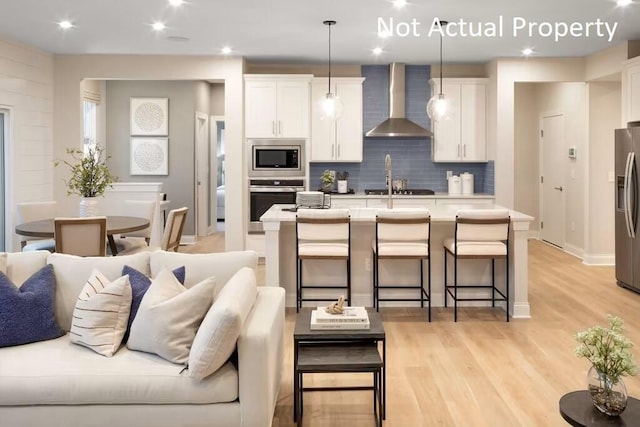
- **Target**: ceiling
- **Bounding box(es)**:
[1,0,639,64]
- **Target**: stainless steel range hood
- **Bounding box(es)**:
[365,63,432,138]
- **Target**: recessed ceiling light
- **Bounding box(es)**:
[58,20,73,29]
[392,0,408,8]
[168,0,184,6]
[522,48,534,56]
[221,46,232,55]
[152,22,166,31]
[372,47,383,56]
[617,0,633,6]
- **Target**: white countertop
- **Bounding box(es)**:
[261,204,534,223]
[327,192,495,199]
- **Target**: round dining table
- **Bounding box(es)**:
[15,216,150,256]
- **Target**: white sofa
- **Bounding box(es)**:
[0,250,285,427]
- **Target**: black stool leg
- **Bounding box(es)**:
[444,249,448,308]
[454,254,458,322]
[419,259,424,308]
[427,255,432,322]
[347,257,351,306]
[492,258,496,308]
[296,258,301,313]
[506,253,510,322]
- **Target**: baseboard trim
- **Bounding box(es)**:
[563,243,583,259]
[582,253,615,266]
[527,230,540,240]
[180,235,197,245]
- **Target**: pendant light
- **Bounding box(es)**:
[320,20,343,121]
[427,20,449,122]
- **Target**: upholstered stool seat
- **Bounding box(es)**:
[296,208,351,312]
[372,208,431,321]
[443,209,510,322]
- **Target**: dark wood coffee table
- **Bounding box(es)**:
[559,390,640,426]
[293,308,385,427]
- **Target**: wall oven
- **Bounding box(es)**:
[248,139,305,177]
[249,178,305,233]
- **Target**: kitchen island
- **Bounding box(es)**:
[261,204,534,318]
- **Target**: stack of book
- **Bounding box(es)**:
[310,306,370,330]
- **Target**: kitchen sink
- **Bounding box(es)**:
[364,189,435,195]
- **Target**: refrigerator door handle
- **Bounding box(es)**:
[630,152,637,238]
[625,152,635,238]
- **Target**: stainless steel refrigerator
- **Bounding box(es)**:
[616,122,640,293]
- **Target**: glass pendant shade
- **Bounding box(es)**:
[427,93,448,122]
[320,92,344,121]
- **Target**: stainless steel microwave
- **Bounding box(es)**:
[247,139,305,177]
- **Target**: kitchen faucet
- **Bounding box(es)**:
[384,154,393,209]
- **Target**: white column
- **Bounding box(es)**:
[263,221,281,287]
[511,219,531,318]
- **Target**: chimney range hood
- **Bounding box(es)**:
[365,63,432,138]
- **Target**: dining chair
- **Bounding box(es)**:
[161,207,188,252]
[16,201,57,252]
[54,216,107,257]
[115,200,156,252]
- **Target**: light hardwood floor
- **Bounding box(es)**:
[187,235,640,426]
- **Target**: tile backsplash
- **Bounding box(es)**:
[310,64,494,194]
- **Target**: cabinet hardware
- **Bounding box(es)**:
[457,144,460,158]
[554,186,563,191]
[337,144,340,158]
[463,145,466,158]
[331,145,334,158]
[272,121,276,136]
[278,121,282,135]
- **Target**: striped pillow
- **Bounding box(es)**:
[69,270,132,357]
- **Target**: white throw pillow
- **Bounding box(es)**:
[127,268,216,364]
[69,270,132,357]
[189,267,258,380]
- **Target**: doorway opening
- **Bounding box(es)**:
[0,110,6,252]
[212,118,225,233]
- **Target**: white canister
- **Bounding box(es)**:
[448,175,462,195]
[461,172,474,195]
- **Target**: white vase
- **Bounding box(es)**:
[337,180,348,194]
[79,197,99,217]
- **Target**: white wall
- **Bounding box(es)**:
[0,37,54,251]
[586,82,620,264]
[53,55,246,251]
[513,83,539,230]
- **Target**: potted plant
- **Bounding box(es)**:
[55,144,117,216]
[320,169,335,193]
[575,315,637,416]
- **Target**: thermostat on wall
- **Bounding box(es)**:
[568,146,577,159]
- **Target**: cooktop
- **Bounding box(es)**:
[364,189,435,195]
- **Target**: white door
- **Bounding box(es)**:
[460,83,487,161]
[310,80,335,161]
[276,80,309,138]
[432,82,461,161]
[245,81,277,138]
[195,112,209,237]
[540,114,565,247]
[335,81,363,161]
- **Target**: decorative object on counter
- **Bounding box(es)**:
[461,172,474,195]
[296,191,325,208]
[392,176,408,192]
[325,295,346,314]
[448,174,461,195]
[320,169,335,192]
[575,315,637,416]
[336,171,349,193]
[319,20,343,121]
[130,97,169,136]
[55,145,117,217]
[427,19,449,122]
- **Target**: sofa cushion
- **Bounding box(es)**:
[121,265,185,343]
[127,269,215,364]
[150,250,257,290]
[0,335,238,405]
[189,267,258,380]
[0,264,64,347]
[5,250,49,286]
[47,252,150,332]
[69,270,132,357]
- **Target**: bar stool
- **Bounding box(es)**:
[372,208,431,321]
[296,208,351,312]
[443,209,510,322]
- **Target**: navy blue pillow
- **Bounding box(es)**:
[0,264,64,347]
[121,265,186,342]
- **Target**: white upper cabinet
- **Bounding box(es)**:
[311,77,364,162]
[245,75,311,138]
[623,57,640,125]
[430,78,488,162]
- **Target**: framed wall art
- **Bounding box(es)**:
[130,97,169,136]
[130,137,169,175]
